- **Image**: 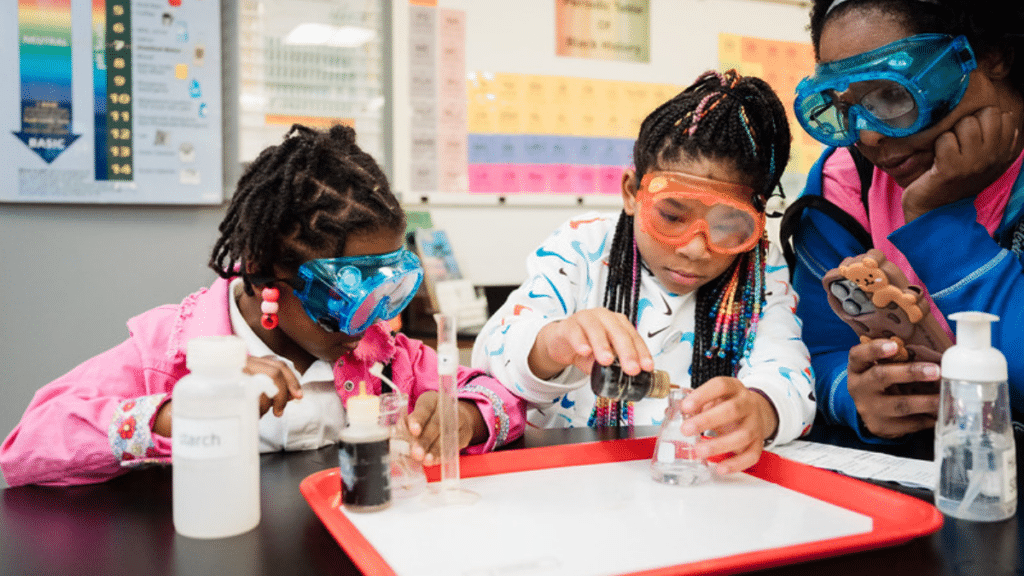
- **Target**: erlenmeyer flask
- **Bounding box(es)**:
[650,388,712,486]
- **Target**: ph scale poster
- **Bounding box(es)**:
[93,0,133,182]
[2,0,222,203]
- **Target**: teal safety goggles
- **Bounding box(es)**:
[292,248,423,336]
[795,34,976,147]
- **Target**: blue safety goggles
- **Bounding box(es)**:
[795,34,976,147]
[290,248,424,336]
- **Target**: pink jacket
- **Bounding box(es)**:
[0,278,525,487]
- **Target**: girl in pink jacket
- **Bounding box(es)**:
[0,124,525,487]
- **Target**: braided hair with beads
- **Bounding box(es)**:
[209,123,405,292]
[591,70,791,427]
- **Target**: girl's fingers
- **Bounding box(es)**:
[248,355,303,398]
[562,322,599,364]
[568,326,593,357]
[410,418,440,462]
[680,376,741,419]
[408,392,438,438]
[694,424,759,459]
[874,393,940,420]
[601,314,652,374]
[683,398,747,439]
[244,356,303,416]
[614,318,655,373]
[416,428,441,463]
[847,339,900,375]
[848,360,940,402]
[549,310,654,375]
[541,320,596,369]
[872,414,937,439]
[572,314,617,366]
[710,442,762,475]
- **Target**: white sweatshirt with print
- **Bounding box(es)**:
[471,211,815,444]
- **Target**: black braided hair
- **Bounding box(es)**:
[209,124,404,293]
[604,70,791,389]
[809,0,1024,93]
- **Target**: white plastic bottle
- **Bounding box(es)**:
[172,335,261,538]
[935,312,1017,521]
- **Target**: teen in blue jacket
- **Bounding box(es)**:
[783,0,1024,442]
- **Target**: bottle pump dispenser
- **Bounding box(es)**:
[935,312,1016,521]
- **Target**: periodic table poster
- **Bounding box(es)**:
[465,73,681,195]
[462,35,819,195]
[1,0,222,204]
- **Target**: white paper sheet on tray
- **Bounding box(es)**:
[341,459,873,576]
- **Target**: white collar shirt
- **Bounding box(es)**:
[227,278,345,452]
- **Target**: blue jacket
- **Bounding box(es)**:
[783,147,1024,442]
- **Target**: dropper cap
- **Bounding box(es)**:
[346,381,381,428]
[941,311,1007,383]
[647,369,672,399]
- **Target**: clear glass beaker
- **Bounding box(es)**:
[650,388,713,486]
[379,391,427,498]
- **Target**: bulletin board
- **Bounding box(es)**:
[1,0,223,204]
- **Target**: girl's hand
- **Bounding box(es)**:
[847,339,941,438]
[903,106,1020,222]
[244,355,304,417]
[406,391,488,464]
[529,309,654,380]
[153,355,303,436]
[679,377,779,474]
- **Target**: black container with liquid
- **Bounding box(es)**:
[590,360,671,402]
[338,435,391,511]
[339,383,391,512]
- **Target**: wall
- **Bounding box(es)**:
[0,0,241,488]
[392,0,813,286]
[0,205,226,487]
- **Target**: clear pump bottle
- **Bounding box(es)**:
[935,312,1016,521]
[172,336,261,538]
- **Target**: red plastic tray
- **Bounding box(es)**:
[300,437,943,576]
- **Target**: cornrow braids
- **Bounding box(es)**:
[209,123,404,293]
[633,69,791,206]
[594,70,789,427]
[690,237,769,386]
[590,213,642,428]
[602,213,642,323]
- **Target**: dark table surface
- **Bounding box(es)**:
[2,422,1022,576]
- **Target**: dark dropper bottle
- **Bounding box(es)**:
[590,360,672,402]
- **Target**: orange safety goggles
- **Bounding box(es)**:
[637,171,765,255]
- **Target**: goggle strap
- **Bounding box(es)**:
[249,274,306,292]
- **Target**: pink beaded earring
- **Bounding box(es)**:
[260,287,280,330]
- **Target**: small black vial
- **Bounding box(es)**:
[590,361,671,402]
